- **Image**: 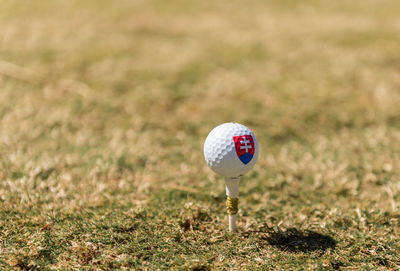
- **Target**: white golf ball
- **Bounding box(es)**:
[204,122,259,178]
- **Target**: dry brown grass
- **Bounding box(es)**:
[1,0,400,269]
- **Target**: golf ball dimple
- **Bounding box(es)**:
[203,122,259,178]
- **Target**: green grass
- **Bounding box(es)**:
[1,0,400,269]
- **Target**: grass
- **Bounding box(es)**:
[1,0,400,269]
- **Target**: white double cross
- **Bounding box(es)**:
[239,137,252,153]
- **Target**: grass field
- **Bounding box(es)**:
[1,0,400,269]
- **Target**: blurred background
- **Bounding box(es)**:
[1,0,400,269]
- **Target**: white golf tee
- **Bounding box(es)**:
[225,177,240,232]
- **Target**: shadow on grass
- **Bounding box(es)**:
[254,228,336,253]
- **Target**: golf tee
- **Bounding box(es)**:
[225,177,240,232]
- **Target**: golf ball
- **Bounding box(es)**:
[204,122,259,178]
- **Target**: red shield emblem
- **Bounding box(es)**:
[233,135,255,164]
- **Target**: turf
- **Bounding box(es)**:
[1,0,400,270]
